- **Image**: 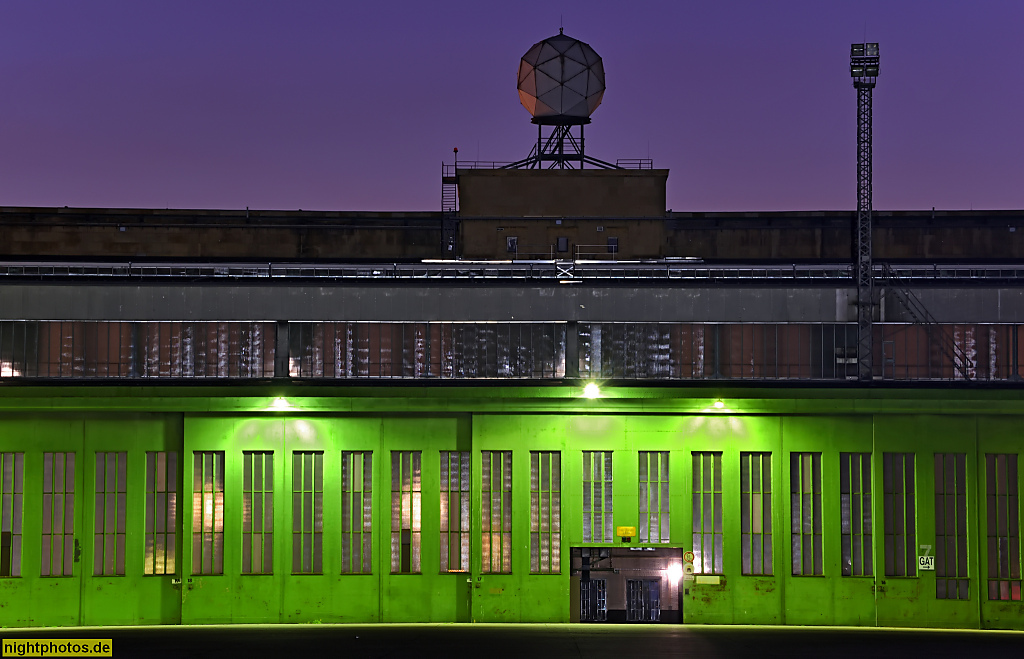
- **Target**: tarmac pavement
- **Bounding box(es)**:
[2,623,1023,658]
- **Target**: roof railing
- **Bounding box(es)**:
[2,259,1024,282]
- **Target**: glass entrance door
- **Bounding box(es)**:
[580,578,607,621]
[626,579,661,622]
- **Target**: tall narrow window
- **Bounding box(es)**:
[840,452,872,577]
[791,452,822,576]
[987,454,1021,600]
[0,452,24,577]
[341,451,372,574]
[692,452,723,574]
[639,452,669,544]
[242,451,274,575]
[583,451,613,543]
[481,450,512,574]
[531,451,560,573]
[145,451,178,575]
[94,452,127,576]
[440,451,470,573]
[883,452,917,577]
[292,452,323,574]
[192,451,224,575]
[741,452,772,575]
[935,453,968,599]
[391,451,421,574]
[42,452,75,577]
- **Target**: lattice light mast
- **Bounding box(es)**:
[851,42,879,381]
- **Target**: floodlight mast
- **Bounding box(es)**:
[851,43,879,382]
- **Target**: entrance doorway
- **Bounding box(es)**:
[580,578,607,621]
[570,547,682,623]
[626,579,660,622]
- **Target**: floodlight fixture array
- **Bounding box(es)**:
[850,43,880,81]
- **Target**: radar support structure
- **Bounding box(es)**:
[851,43,879,382]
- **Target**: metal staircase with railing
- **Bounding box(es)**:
[441,163,458,213]
[878,263,974,380]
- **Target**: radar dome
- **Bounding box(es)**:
[517,31,605,124]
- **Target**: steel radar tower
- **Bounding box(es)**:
[505,29,617,169]
[851,42,879,381]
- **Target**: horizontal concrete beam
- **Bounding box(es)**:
[1,283,1022,324]
[883,288,1024,324]
[0,283,854,323]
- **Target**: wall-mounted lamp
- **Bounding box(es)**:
[713,399,725,410]
[269,396,292,411]
[583,383,601,399]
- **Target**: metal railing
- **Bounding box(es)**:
[509,244,558,260]
[4,259,1024,283]
[573,244,618,261]
[879,264,974,380]
[880,264,1024,280]
[441,161,514,177]
[615,159,654,169]
[442,159,653,176]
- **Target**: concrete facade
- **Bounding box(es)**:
[456,169,669,219]
[4,282,1024,324]
[4,206,1024,261]
[460,217,665,260]
[0,207,441,260]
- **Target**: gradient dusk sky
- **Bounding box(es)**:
[0,1,1021,213]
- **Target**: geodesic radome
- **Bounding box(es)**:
[517,32,605,123]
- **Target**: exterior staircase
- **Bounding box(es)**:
[879,263,974,380]
[441,163,457,213]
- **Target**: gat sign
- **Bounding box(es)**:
[918,544,935,571]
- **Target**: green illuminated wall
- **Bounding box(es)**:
[0,386,1022,629]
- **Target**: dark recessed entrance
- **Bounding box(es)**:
[570,547,682,623]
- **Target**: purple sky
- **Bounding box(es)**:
[1,1,1022,212]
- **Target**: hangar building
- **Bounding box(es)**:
[0,33,1022,630]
